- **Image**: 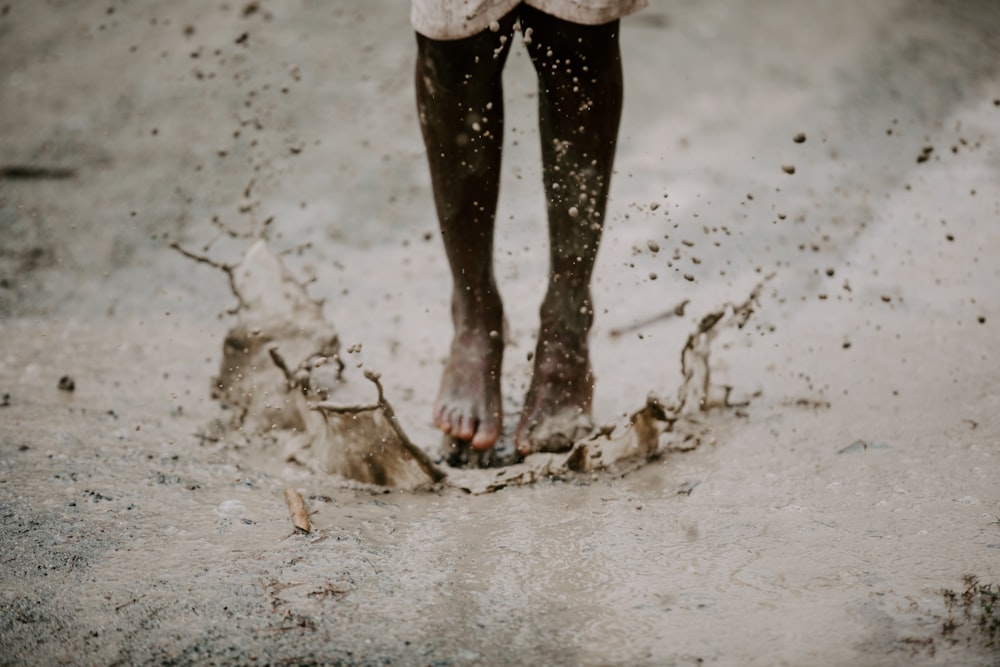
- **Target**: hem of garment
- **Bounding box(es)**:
[412,0,646,40]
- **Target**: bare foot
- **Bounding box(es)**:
[434,327,504,450]
[515,330,594,456]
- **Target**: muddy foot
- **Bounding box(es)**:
[440,430,519,469]
[515,334,594,455]
[433,328,503,450]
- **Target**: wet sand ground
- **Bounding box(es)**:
[2,1,999,665]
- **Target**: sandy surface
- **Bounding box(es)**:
[2,1,1000,665]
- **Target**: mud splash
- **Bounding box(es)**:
[448,281,767,493]
[178,241,766,494]
[174,240,445,490]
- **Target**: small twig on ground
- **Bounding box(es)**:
[284,488,311,533]
[114,595,145,612]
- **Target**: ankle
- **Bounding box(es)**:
[539,289,594,335]
[533,323,590,379]
[451,287,503,331]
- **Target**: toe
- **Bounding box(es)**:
[471,419,500,451]
[514,419,534,456]
[452,412,475,441]
[434,404,452,434]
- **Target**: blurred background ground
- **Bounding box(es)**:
[1,1,999,665]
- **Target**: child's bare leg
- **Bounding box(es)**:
[415,18,516,450]
[515,7,623,454]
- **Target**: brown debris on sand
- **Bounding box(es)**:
[284,488,311,534]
